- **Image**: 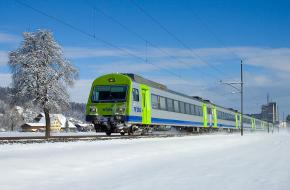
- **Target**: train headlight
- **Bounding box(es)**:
[115,115,122,120]
[116,105,126,115]
[90,106,97,113]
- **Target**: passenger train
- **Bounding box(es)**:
[86,73,273,135]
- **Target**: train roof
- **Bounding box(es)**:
[121,73,269,123]
[123,73,216,104]
[123,73,167,90]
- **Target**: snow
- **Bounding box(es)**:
[23,123,44,127]
[0,131,290,190]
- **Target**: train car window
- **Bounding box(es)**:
[195,106,199,115]
[243,117,247,123]
[190,104,195,115]
[179,102,185,114]
[93,85,127,102]
[198,106,203,116]
[151,94,159,109]
[207,108,212,114]
[132,88,139,102]
[185,103,190,114]
[166,98,174,112]
[174,100,179,112]
[159,96,166,110]
[231,114,235,121]
[217,111,221,118]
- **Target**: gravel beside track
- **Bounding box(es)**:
[0,133,183,144]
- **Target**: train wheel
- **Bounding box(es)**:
[104,124,114,136]
[94,124,100,133]
[105,131,112,136]
[128,126,133,136]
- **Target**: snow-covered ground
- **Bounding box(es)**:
[1,131,290,190]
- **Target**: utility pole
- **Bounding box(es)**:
[220,59,244,136]
[272,103,275,133]
[241,60,243,136]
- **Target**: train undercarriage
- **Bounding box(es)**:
[92,115,150,136]
[92,115,238,136]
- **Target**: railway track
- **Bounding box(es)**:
[0,133,184,144]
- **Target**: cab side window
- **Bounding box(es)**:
[133,88,139,102]
[151,94,159,109]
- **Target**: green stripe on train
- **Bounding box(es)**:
[213,106,217,128]
[251,118,256,131]
[203,103,207,127]
[140,84,151,124]
[235,113,239,129]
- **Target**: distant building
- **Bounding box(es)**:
[261,102,279,123]
[21,123,45,132]
[250,101,279,124]
[21,113,77,132]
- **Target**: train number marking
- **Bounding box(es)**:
[133,107,142,113]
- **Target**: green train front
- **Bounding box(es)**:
[86,73,139,135]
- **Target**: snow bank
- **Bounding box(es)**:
[0,132,290,190]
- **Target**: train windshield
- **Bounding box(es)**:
[92,85,128,102]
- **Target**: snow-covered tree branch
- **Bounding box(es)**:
[8,29,79,138]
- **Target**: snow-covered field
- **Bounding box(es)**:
[1,131,290,190]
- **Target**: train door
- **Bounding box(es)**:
[251,118,254,130]
[203,103,208,128]
[208,107,213,127]
[213,106,217,128]
[235,113,239,129]
[141,85,151,125]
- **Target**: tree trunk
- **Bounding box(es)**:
[44,108,51,138]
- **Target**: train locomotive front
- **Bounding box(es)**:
[86,74,133,135]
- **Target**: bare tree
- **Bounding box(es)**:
[65,119,69,132]
[0,102,24,131]
[7,107,24,131]
[8,29,78,138]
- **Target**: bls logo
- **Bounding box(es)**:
[133,107,141,113]
[103,108,112,112]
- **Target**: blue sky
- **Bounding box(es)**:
[0,0,290,117]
